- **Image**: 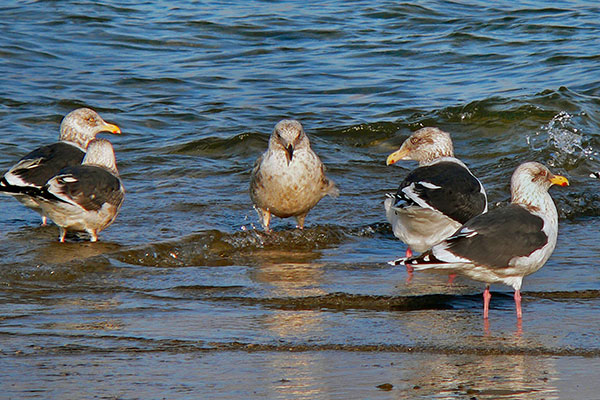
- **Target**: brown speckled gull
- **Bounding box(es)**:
[250,119,339,232]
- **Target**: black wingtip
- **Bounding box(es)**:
[392,250,445,268]
[33,184,68,204]
[0,176,28,194]
[388,257,407,266]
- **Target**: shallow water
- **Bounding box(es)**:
[1,1,600,398]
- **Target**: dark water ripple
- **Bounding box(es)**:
[1,1,600,397]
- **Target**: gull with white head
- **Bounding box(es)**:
[385,127,487,277]
[401,162,569,319]
[36,138,125,242]
[0,108,121,224]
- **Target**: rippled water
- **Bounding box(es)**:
[1,1,600,398]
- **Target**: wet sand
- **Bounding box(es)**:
[3,349,600,399]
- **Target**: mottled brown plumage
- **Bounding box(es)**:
[250,119,338,231]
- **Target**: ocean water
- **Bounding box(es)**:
[1,1,600,398]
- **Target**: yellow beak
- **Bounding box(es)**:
[550,174,569,187]
[104,123,121,134]
[386,147,410,165]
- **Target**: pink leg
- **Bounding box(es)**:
[295,213,307,230]
[263,210,271,233]
[404,247,414,284]
[59,228,66,243]
[447,274,457,285]
[405,247,414,273]
[483,285,491,319]
[514,290,522,319]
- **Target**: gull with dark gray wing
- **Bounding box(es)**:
[36,139,125,242]
[1,108,121,225]
[385,127,487,275]
[401,162,569,319]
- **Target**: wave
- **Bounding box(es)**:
[112,225,358,268]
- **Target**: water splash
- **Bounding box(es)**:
[527,111,597,168]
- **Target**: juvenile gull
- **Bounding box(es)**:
[250,119,339,231]
[401,162,569,319]
[385,127,487,274]
[36,139,125,242]
[0,108,121,224]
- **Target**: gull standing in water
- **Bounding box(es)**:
[385,127,487,278]
[402,162,568,319]
[250,119,338,232]
[0,108,121,224]
[36,139,125,242]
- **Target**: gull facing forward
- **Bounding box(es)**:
[250,119,338,231]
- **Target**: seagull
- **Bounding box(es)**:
[250,119,339,231]
[385,127,487,276]
[0,108,121,225]
[36,139,125,242]
[401,162,569,319]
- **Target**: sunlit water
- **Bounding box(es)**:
[1,1,600,398]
